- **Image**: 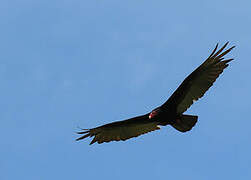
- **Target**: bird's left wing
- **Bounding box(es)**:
[162,42,235,114]
[76,114,160,145]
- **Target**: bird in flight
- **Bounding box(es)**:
[76,42,235,145]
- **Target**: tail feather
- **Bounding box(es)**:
[171,114,198,132]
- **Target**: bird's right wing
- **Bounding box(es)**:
[76,114,160,145]
[162,42,235,114]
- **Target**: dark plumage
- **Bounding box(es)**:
[76,42,235,145]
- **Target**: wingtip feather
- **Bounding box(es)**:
[76,133,90,141]
[90,136,98,145]
[208,43,219,58]
[76,130,89,134]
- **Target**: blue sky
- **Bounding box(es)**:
[1,0,251,179]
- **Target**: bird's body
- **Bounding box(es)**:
[76,42,235,145]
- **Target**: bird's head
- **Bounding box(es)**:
[149,108,161,119]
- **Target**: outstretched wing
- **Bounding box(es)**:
[76,114,160,145]
[162,42,235,114]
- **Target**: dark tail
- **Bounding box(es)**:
[171,114,198,132]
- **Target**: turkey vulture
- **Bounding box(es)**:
[76,42,235,145]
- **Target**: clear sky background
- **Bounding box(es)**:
[1,0,251,179]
